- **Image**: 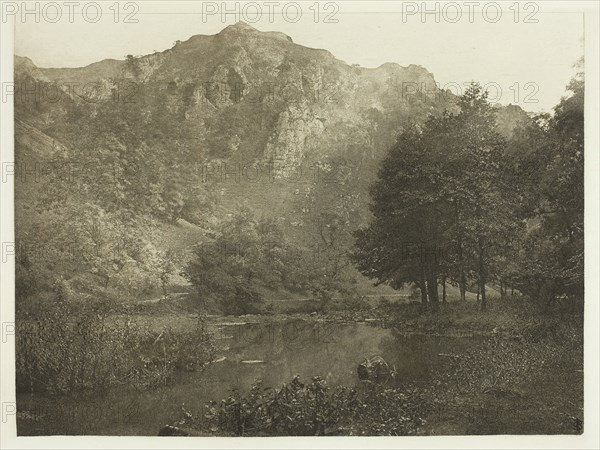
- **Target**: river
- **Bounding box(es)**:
[17,319,482,435]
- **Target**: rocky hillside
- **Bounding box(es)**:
[14,22,531,304]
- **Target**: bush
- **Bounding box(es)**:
[16,299,215,393]
[128,320,217,386]
[177,376,427,436]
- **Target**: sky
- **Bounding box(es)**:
[12,1,585,112]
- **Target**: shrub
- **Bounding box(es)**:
[127,320,217,386]
[16,299,215,393]
[178,376,427,436]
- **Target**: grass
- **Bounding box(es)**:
[426,330,583,435]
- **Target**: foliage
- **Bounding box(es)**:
[354,70,584,313]
[354,84,518,310]
[181,376,427,436]
[429,329,583,434]
[185,210,298,314]
[16,297,215,393]
[185,208,359,315]
[509,63,584,308]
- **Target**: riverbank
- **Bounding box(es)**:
[17,295,583,436]
[165,321,583,436]
[149,295,584,436]
[120,293,583,341]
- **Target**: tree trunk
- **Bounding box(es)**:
[456,206,466,302]
[419,262,428,305]
[479,239,487,311]
[480,281,487,311]
[459,272,466,301]
[426,259,439,311]
[442,276,447,303]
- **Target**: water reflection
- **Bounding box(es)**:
[17,320,480,435]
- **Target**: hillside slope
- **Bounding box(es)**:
[14,22,531,306]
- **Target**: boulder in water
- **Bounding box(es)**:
[357,356,395,385]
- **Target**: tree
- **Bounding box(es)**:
[354,84,521,312]
[353,124,449,310]
[125,54,142,79]
[511,64,584,310]
[185,209,305,314]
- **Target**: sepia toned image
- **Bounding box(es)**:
[0,1,597,446]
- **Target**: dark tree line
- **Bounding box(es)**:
[354,70,584,312]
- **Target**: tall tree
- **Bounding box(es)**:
[512,64,584,309]
[354,84,519,311]
[353,124,448,310]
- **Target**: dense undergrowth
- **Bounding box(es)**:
[16,299,216,394]
[171,376,429,436]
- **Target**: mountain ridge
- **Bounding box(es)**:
[14,22,437,86]
[13,21,532,304]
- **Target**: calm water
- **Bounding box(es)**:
[17,320,480,435]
